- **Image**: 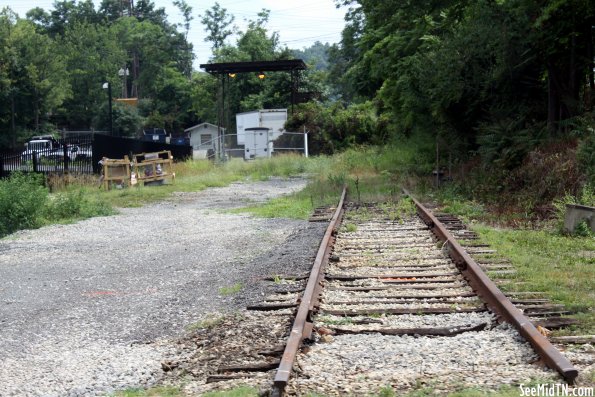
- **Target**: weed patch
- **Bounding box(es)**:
[0,173,48,237]
[219,283,243,296]
[202,386,259,397]
[113,386,181,397]
[186,314,225,332]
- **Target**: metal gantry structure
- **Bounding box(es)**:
[199,60,307,161]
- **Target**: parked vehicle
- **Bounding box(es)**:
[21,139,78,162]
[235,109,287,145]
[69,145,92,160]
[21,139,54,162]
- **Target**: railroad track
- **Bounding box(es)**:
[270,187,577,396]
[195,187,579,395]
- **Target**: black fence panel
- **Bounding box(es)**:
[91,134,192,173]
[0,135,94,178]
[1,133,192,178]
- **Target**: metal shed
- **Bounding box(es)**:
[185,123,224,159]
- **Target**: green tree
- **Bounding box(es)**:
[330,0,595,166]
[92,101,144,137]
[57,21,126,129]
[26,0,101,36]
[201,2,235,51]
[142,63,195,133]
[10,20,70,131]
[190,72,217,124]
[0,11,70,148]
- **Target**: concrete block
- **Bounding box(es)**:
[564,204,595,233]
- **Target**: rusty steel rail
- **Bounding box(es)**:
[272,186,347,396]
[403,189,578,383]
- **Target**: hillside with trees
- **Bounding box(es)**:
[0,0,198,145]
[292,0,595,214]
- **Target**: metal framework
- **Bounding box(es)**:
[200,60,306,75]
[199,60,307,161]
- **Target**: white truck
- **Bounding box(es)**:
[235,109,287,146]
[21,138,78,162]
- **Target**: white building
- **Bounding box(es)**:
[236,109,287,145]
[185,123,223,159]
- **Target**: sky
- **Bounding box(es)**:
[0,0,347,69]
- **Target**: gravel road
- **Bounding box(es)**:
[0,177,325,397]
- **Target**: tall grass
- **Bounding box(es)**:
[231,143,435,219]
[0,173,114,238]
[1,140,435,236]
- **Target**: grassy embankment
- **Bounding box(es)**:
[427,187,595,336]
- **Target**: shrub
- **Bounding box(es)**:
[577,129,595,186]
[0,173,48,237]
[44,189,114,221]
[553,184,595,234]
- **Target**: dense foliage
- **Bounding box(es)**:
[325,0,594,164]
[0,1,201,147]
[1,0,594,203]
[0,1,333,150]
[284,0,595,211]
[0,172,48,236]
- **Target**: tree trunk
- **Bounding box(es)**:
[587,24,594,110]
[10,91,16,150]
[34,95,40,131]
[547,63,560,133]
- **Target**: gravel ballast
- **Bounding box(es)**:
[0,178,325,397]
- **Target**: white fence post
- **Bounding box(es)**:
[304,127,309,158]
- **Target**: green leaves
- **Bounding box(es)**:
[201,2,235,51]
[0,172,48,237]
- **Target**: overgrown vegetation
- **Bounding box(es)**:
[219,283,243,296]
[0,173,48,236]
[232,142,435,220]
[474,226,595,335]
[0,172,113,237]
[113,386,181,397]
[185,314,225,332]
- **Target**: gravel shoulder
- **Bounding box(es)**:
[0,177,325,397]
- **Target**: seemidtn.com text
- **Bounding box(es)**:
[519,384,594,397]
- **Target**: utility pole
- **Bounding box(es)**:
[103,82,113,136]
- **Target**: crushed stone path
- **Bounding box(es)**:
[0,177,324,397]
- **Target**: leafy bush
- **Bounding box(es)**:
[577,129,595,186]
[0,173,48,237]
[286,101,381,155]
[44,189,114,221]
[458,140,583,218]
[553,184,595,235]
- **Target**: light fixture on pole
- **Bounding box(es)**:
[102,82,113,136]
[118,67,130,98]
[257,72,266,79]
